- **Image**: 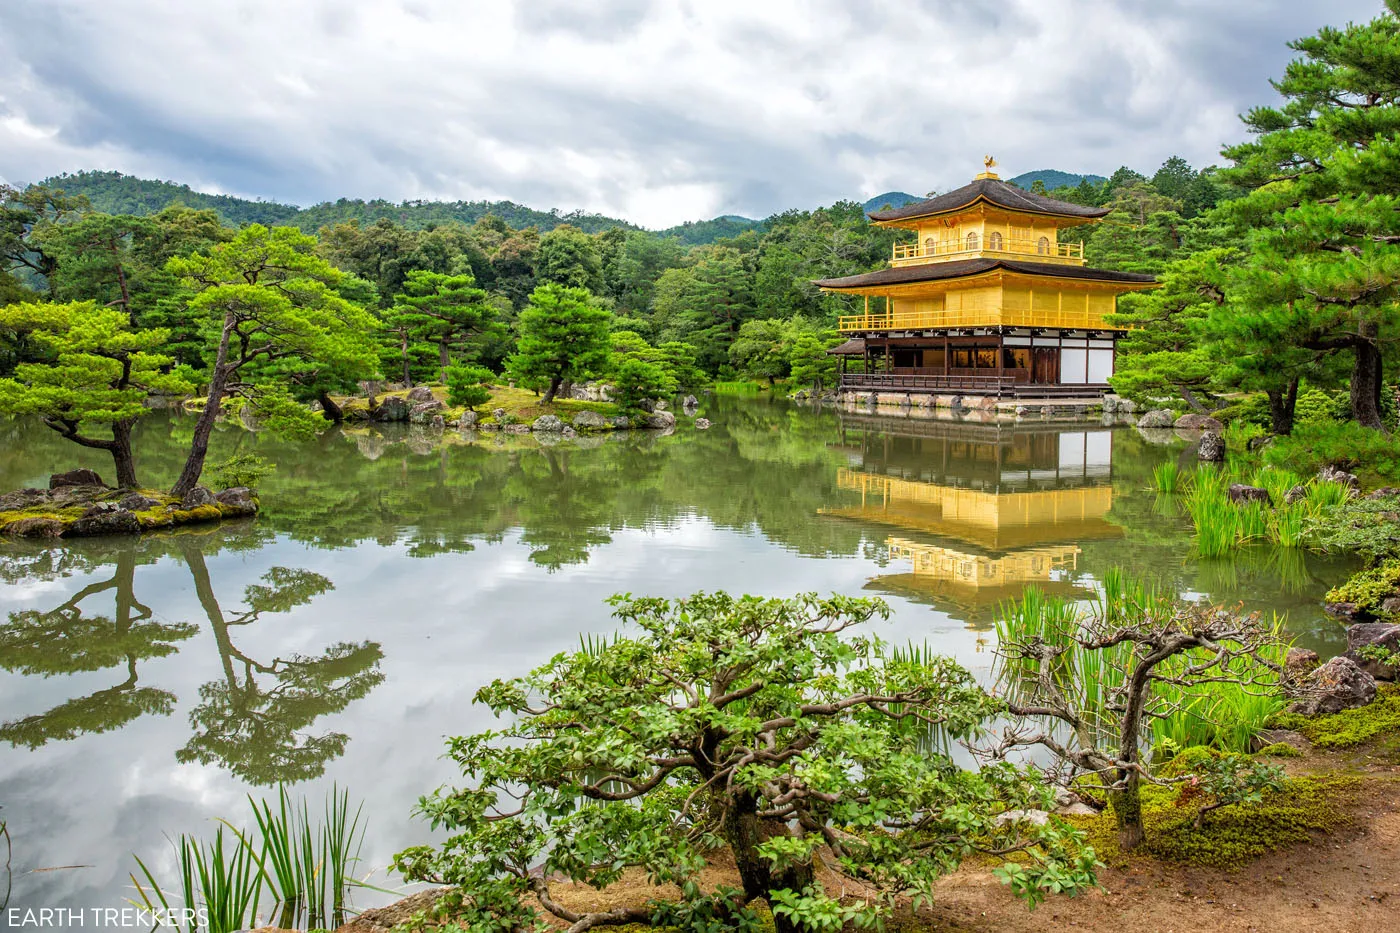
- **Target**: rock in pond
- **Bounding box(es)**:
[2,516,65,538]
[572,410,607,430]
[682,394,699,410]
[1228,483,1272,505]
[215,486,259,517]
[1198,430,1225,462]
[642,410,676,429]
[373,396,411,422]
[611,415,631,429]
[458,410,479,430]
[49,468,106,489]
[1289,656,1377,715]
[695,418,712,429]
[409,400,445,424]
[532,414,565,433]
[1137,408,1176,429]
[65,509,142,537]
[1175,412,1224,432]
[181,486,217,509]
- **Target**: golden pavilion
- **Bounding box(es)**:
[815,159,1157,399]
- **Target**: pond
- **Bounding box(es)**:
[0,396,1355,916]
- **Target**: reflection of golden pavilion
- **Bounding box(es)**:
[827,470,1120,551]
[821,421,1118,626]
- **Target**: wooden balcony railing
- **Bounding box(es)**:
[837,306,1114,333]
[892,238,1084,264]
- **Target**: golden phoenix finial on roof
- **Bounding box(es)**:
[984,154,997,171]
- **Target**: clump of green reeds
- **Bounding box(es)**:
[1180,462,1351,557]
[131,785,366,933]
[1152,460,1182,494]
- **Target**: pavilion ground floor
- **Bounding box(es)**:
[832,327,1122,398]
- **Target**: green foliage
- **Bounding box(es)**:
[385,270,493,383]
[1267,685,1400,748]
[506,283,613,401]
[446,364,495,410]
[1323,559,1400,614]
[394,592,1096,933]
[614,358,676,415]
[0,300,192,486]
[1075,776,1354,869]
[1263,421,1400,483]
[1305,494,1400,564]
[1255,742,1303,758]
[208,454,275,490]
[1151,460,1181,494]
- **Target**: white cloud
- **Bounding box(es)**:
[0,0,1383,227]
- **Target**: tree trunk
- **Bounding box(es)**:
[542,376,562,405]
[402,333,413,388]
[440,339,450,383]
[722,797,816,933]
[1267,377,1299,436]
[171,313,234,497]
[1350,325,1385,430]
[1110,777,1146,851]
[110,420,139,489]
[316,389,344,424]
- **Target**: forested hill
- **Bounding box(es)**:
[1007,169,1106,190]
[37,170,653,237]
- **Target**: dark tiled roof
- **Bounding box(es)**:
[827,338,866,356]
[869,178,1110,222]
[814,259,1157,290]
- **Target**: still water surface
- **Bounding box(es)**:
[0,396,1354,914]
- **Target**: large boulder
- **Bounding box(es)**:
[642,410,676,429]
[1284,647,1321,681]
[2,516,65,538]
[1228,483,1272,505]
[1175,413,1224,432]
[118,493,160,511]
[1344,623,1400,681]
[0,488,51,511]
[64,509,141,537]
[1137,409,1176,429]
[181,486,217,509]
[532,414,565,433]
[1103,395,1137,415]
[214,486,259,517]
[405,385,435,403]
[409,400,445,424]
[373,396,412,422]
[49,469,105,489]
[572,410,608,430]
[1198,431,1225,462]
[695,418,712,429]
[611,415,631,429]
[682,395,699,410]
[1289,656,1377,715]
[458,410,479,431]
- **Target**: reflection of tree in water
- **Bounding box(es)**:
[175,544,384,785]
[0,549,197,748]
[506,447,618,570]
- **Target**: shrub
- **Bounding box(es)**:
[393,593,1100,933]
[1305,494,1400,564]
[613,357,676,414]
[209,454,275,490]
[1324,559,1400,615]
[1262,421,1400,483]
[445,364,494,410]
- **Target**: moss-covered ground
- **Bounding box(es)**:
[336,383,623,428]
[1,487,254,537]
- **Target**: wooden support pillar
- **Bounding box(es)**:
[997,332,1005,393]
[943,334,950,376]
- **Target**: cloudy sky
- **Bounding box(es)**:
[0,0,1385,228]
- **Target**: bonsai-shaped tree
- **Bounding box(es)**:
[988,577,1286,851]
[394,593,1098,933]
[0,301,192,488]
[506,283,612,404]
[445,363,494,411]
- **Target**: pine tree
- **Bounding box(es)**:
[506,284,612,404]
[386,270,492,383]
